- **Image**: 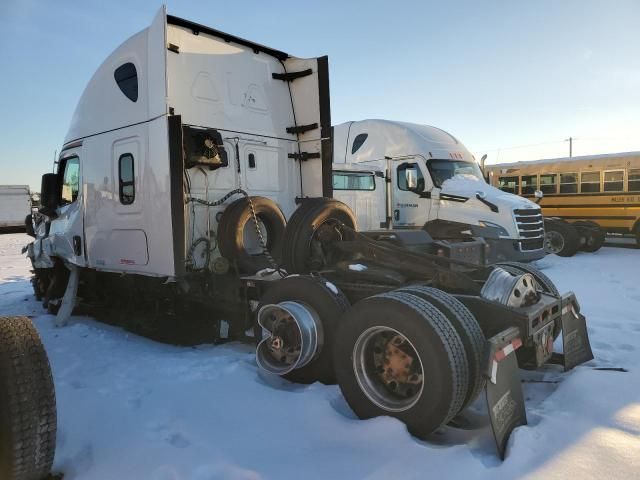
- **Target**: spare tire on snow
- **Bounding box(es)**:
[256,275,350,384]
[0,316,56,480]
[217,196,286,273]
[282,198,357,273]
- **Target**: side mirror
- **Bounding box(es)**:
[40,173,59,214]
[534,190,543,204]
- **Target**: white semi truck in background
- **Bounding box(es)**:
[332,120,546,263]
[0,185,32,231]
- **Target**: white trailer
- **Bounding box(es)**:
[0,185,31,230]
[332,120,546,263]
[24,8,593,457]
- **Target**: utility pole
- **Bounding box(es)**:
[565,137,573,158]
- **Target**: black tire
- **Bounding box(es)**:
[218,196,286,273]
[0,316,56,480]
[396,286,485,411]
[334,290,468,438]
[282,198,357,274]
[544,220,580,257]
[572,221,605,253]
[258,275,350,384]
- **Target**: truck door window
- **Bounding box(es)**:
[629,169,640,192]
[539,174,557,194]
[397,164,423,191]
[498,176,519,194]
[333,172,375,190]
[580,171,601,193]
[559,173,578,193]
[603,170,624,192]
[118,154,135,205]
[521,175,538,195]
[61,157,80,205]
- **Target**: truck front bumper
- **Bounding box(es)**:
[485,237,546,264]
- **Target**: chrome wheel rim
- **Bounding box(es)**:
[352,326,424,412]
[544,231,565,254]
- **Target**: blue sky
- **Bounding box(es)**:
[1,0,639,190]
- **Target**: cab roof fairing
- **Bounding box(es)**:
[64,7,168,146]
[332,119,474,165]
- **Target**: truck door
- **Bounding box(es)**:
[392,161,432,228]
[48,149,85,266]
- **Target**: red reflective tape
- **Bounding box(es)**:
[494,338,523,362]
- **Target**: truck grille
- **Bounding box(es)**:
[514,208,544,251]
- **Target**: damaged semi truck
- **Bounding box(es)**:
[25,8,593,457]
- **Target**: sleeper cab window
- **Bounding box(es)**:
[539,173,558,194]
[559,173,578,194]
[498,176,519,194]
[351,133,368,154]
[332,172,375,191]
[248,153,256,169]
[521,175,538,195]
[61,157,80,205]
[114,62,138,102]
[629,168,640,192]
[119,154,135,205]
[580,171,601,193]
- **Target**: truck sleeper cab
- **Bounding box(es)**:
[332,120,546,264]
[25,9,593,459]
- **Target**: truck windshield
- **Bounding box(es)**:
[427,159,484,187]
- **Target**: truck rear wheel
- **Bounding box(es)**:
[544,219,580,257]
[396,285,485,411]
[334,290,468,438]
[257,275,350,384]
[0,316,56,480]
[281,198,357,273]
[218,196,286,273]
[573,221,605,253]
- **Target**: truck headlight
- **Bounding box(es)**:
[478,220,510,237]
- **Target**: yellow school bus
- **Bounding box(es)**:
[486,152,640,248]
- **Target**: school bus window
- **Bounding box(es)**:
[539,173,557,194]
[559,173,578,194]
[521,175,538,195]
[498,176,519,194]
[580,171,601,193]
[603,170,624,192]
[628,169,640,192]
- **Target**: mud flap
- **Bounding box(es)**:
[549,295,594,371]
[559,296,594,371]
[485,327,527,460]
[55,264,79,327]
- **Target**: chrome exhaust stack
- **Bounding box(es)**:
[256,301,324,375]
[481,268,539,307]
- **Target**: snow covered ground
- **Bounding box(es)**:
[1,232,639,479]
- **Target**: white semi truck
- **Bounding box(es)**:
[332,120,546,264]
[23,8,592,457]
[0,185,32,231]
